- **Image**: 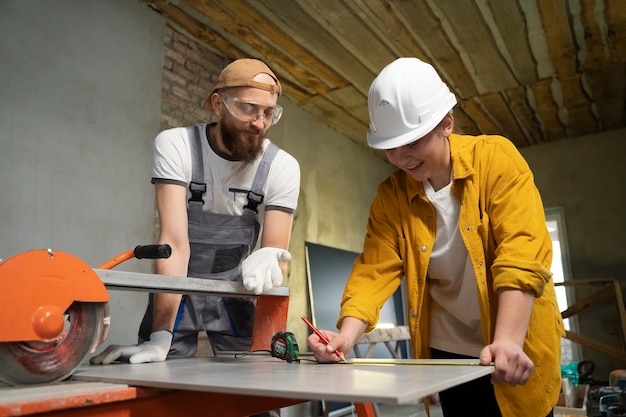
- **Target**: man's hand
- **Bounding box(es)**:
[242,247,291,294]
[89,330,173,365]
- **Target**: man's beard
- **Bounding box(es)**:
[220,118,265,163]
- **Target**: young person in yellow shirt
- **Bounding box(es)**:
[307,57,564,417]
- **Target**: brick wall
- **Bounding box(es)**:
[160,25,227,130]
[158,25,231,356]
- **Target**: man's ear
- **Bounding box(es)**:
[210,93,223,114]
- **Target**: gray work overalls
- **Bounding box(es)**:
[139,123,279,357]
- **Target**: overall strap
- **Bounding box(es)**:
[186,125,206,208]
[243,143,279,215]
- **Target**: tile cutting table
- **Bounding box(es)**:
[0,256,494,417]
[0,356,494,416]
[67,356,493,417]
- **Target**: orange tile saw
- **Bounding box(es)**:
[0,245,171,385]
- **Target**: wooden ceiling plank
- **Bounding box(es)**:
[505,85,545,145]
[348,0,430,65]
[559,73,598,137]
[451,107,481,136]
[253,0,377,96]
[389,0,479,99]
[579,0,610,70]
[458,99,503,139]
[530,78,566,141]
[537,0,578,77]
[177,0,333,95]
[585,63,626,130]
[282,0,395,95]
[278,80,312,103]
[475,93,531,147]
[289,0,397,76]
[486,0,538,84]
[149,1,250,63]
[202,0,348,89]
[428,1,519,92]
[325,85,369,125]
[302,95,369,148]
[606,0,626,63]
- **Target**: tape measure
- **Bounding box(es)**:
[270,331,300,363]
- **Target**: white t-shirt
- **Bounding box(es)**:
[151,124,300,227]
[424,179,484,357]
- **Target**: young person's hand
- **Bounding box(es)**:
[480,340,534,385]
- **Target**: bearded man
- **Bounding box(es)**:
[91,59,300,386]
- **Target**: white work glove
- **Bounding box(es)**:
[242,247,291,295]
[89,330,172,365]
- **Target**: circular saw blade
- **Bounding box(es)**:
[0,301,109,385]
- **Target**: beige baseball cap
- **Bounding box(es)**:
[203,58,281,111]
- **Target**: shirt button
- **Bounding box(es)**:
[411,311,418,318]
[479,261,483,267]
[427,216,433,222]
[421,246,427,252]
[466,226,472,231]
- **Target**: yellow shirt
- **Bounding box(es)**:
[339,133,565,417]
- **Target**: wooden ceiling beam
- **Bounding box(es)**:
[389,0,480,99]
[579,0,611,70]
[505,85,545,145]
[606,0,626,63]
[430,0,518,92]
[347,0,431,68]
[559,74,598,138]
[487,0,538,85]
[458,98,503,139]
[178,0,333,95]
[585,64,626,131]
[451,107,481,136]
[530,78,566,142]
[537,0,577,77]
[149,0,248,60]
[288,0,385,95]
[301,95,369,149]
[325,85,369,126]
[475,92,531,147]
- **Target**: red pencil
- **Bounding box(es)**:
[301,316,348,363]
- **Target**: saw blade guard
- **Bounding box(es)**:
[0,249,109,343]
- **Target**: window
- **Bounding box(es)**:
[545,207,580,363]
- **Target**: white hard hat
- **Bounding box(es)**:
[367,57,457,150]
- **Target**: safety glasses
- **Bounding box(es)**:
[220,93,283,126]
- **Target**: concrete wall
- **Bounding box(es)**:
[0,0,164,348]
